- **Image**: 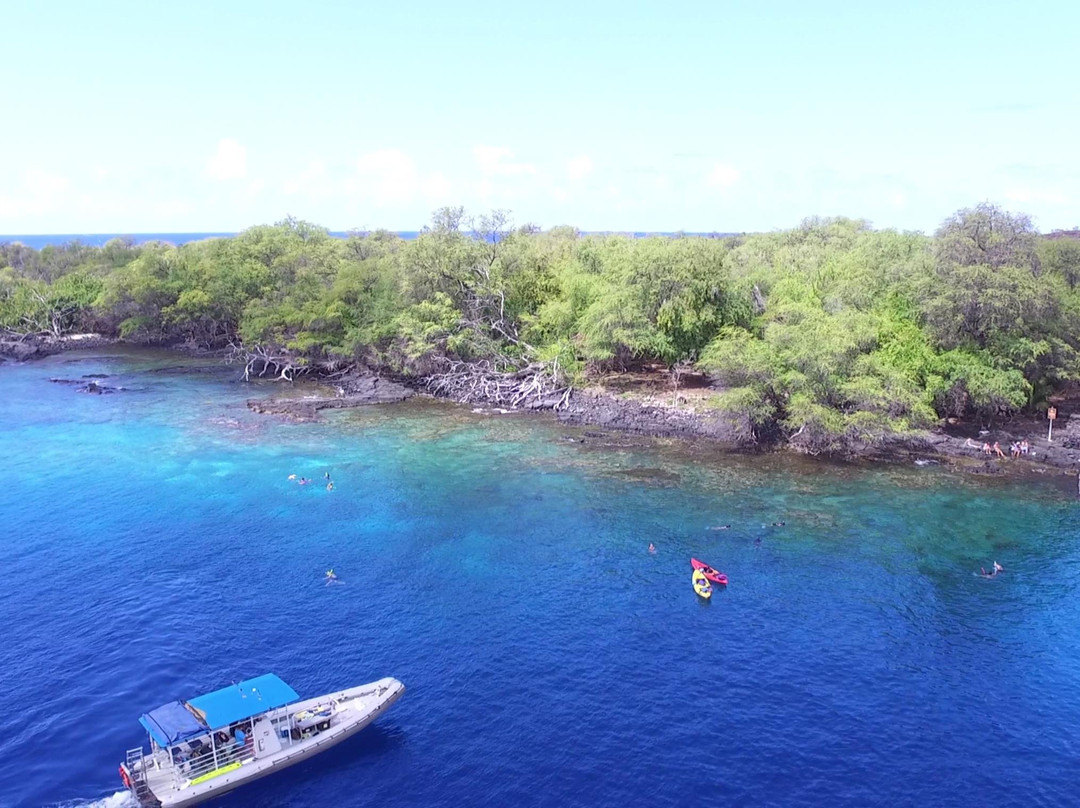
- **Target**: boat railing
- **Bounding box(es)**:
[167,737,255,788]
[124,747,152,800]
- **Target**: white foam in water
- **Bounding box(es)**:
[48,791,136,808]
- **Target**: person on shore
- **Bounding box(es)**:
[1020,439,1030,455]
[993,442,1005,458]
[982,442,992,455]
[1010,442,1021,458]
[648,543,656,554]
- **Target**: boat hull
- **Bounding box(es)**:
[692,570,712,598]
[690,558,728,585]
[145,677,404,808]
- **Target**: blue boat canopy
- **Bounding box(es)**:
[139,674,299,747]
[187,674,299,731]
[139,701,206,748]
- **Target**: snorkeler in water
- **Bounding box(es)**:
[325,569,339,585]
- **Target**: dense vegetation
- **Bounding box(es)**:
[3,204,1080,453]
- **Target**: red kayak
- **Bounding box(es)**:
[691,558,728,585]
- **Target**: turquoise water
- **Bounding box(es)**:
[0,350,1078,807]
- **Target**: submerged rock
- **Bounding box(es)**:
[247,375,414,421]
[51,377,123,394]
[79,380,115,394]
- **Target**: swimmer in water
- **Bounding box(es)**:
[327,481,334,491]
[298,477,310,486]
[648,543,656,553]
[325,569,339,585]
[709,525,731,531]
[288,474,297,481]
[980,561,1003,578]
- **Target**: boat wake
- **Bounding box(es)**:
[46,791,136,808]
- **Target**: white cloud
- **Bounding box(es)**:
[1005,188,1068,204]
[566,155,593,181]
[0,168,70,218]
[351,150,452,207]
[206,139,247,181]
[25,168,69,200]
[422,171,452,204]
[76,193,122,216]
[355,149,419,205]
[475,178,495,202]
[707,163,740,189]
[152,199,194,218]
[284,160,327,195]
[473,145,537,176]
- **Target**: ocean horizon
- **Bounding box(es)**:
[0,230,736,249]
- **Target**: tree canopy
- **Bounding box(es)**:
[3,203,1077,453]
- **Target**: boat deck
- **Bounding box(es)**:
[131,679,405,807]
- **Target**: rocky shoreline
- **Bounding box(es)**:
[0,333,118,362]
[552,389,743,442]
[248,370,1080,480]
[8,335,1080,481]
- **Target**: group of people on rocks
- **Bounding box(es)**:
[965,438,1030,458]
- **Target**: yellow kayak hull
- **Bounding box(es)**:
[692,570,712,599]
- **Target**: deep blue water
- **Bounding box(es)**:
[1,350,1078,808]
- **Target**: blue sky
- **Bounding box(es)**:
[1,0,1077,234]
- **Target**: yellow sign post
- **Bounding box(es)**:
[1048,406,1058,441]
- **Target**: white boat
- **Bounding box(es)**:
[119,674,405,807]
